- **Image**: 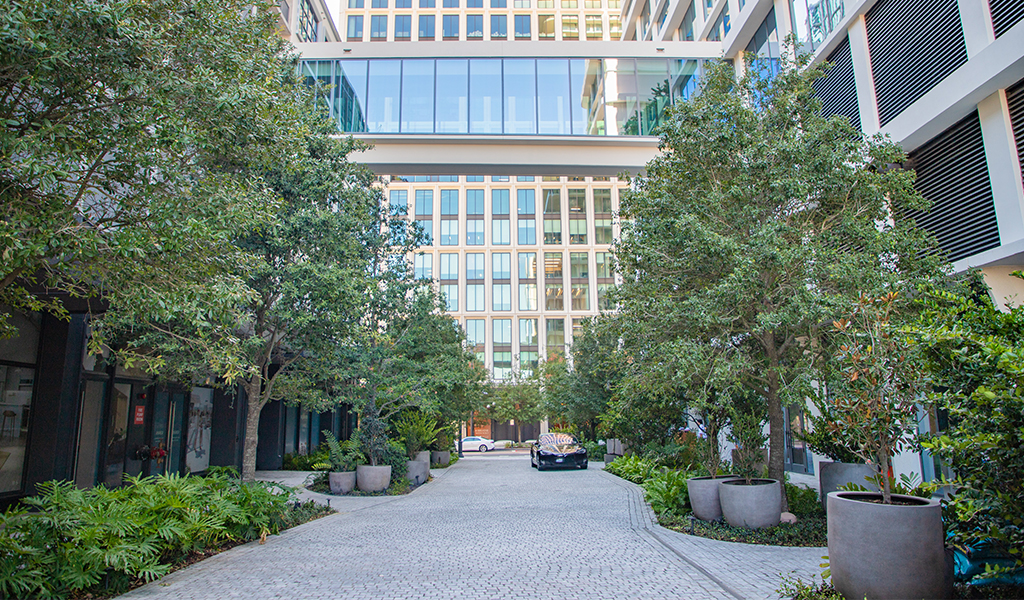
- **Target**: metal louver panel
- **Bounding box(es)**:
[813,35,861,131]
[907,111,1000,262]
[865,0,967,126]
[991,0,1024,37]
[1007,77,1024,188]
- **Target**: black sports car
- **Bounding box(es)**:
[531,433,588,470]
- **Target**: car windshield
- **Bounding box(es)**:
[538,433,577,445]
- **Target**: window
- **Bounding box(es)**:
[545,283,563,310]
[493,220,510,245]
[518,219,536,244]
[514,0,530,6]
[390,190,408,214]
[494,319,512,344]
[568,188,586,213]
[419,14,435,37]
[569,219,587,244]
[414,253,433,279]
[466,319,485,346]
[395,14,412,38]
[442,284,459,311]
[467,0,483,5]
[349,0,364,7]
[440,220,458,245]
[546,318,565,347]
[594,219,612,244]
[519,252,537,278]
[514,14,531,37]
[607,0,619,6]
[415,219,433,244]
[492,189,510,215]
[518,189,535,214]
[519,284,538,310]
[543,189,561,214]
[597,283,613,310]
[538,0,553,6]
[595,252,612,278]
[443,0,459,5]
[520,318,539,345]
[573,317,583,337]
[609,16,621,37]
[570,252,588,278]
[491,14,508,37]
[420,0,434,7]
[467,220,485,245]
[544,219,561,244]
[467,284,485,311]
[520,351,538,375]
[441,253,459,279]
[571,283,589,310]
[493,351,512,379]
[538,14,555,38]
[542,175,560,181]
[466,175,484,182]
[466,189,484,215]
[593,188,611,213]
[493,284,512,310]
[678,0,694,40]
[561,0,577,6]
[585,15,603,38]
[491,0,506,6]
[396,0,412,6]
[415,190,433,216]
[584,0,600,6]
[347,15,363,40]
[467,253,485,279]
[467,14,483,37]
[370,15,387,39]
[441,190,459,215]
[492,175,509,182]
[443,14,459,38]
[545,252,563,278]
[492,252,511,279]
[372,0,388,6]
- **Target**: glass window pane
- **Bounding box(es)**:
[337,60,369,133]
[466,189,484,214]
[571,283,589,310]
[594,218,612,244]
[414,253,433,278]
[401,60,435,133]
[537,59,571,134]
[493,284,512,310]
[419,14,435,37]
[367,59,401,132]
[545,252,563,278]
[441,220,459,245]
[415,189,433,215]
[519,284,538,310]
[492,189,510,214]
[467,283,485,310]
[467,253,485,279]
[415,219,433,244]
[595,252,611,278]
[517,189,536,214]
[593,188,612,212]
[467,14,484,37]
[441,253,459,279]
[569,219,587,244]
[562,15,579,39]
[467,220,484,244]
[466,319,485,345]
[0,365,33,492]
[370,14,388,39]
[544,219,561,244]
[441,189,459,215]
[504,59,536,134]
[518,218,536,244]
[538,14,555,38]
[545,283,563,310]
[395,15,412,38]
[597,282,613,310]
[546,318,565,346]
[519,318,539,345]
[493,253,511,279]
[493,220,510,244]
[568,188,586,213]
[494,319,512,344]
[347,15,363,40]
[436,59,469,133]
[491,14,508,36]
[390,189,408,214]
[442,284,459,311]
[570,252,588,278]
[518,252,537,278]
[470,59,503,133]
[443,14,459,37]
[543,189,561,214]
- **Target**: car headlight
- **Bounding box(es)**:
[576,448,587,454]
[539,449,554,456]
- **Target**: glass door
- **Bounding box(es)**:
[74,379,107,488]
[784,403,812,474]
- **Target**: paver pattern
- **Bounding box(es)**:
[122,454,821,600]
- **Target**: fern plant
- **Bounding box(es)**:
[604,455,660,484]
[313,430,364,472]
[642,470,692,516]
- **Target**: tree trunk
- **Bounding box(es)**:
[241,379,264,482]
[765,341,790,512]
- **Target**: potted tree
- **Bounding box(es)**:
[825,293,950,600]
[801,393,877,512]
[356,407,392,492]
[315,430,363,495]
[394,410,440,485]
[685,397,737,522]
[718,393,780,529]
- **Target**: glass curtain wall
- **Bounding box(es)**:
[303,57,707,136]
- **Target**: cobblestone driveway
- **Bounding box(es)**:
[121,454,822,600]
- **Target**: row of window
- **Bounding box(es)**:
[414,251,613,280]
[464,317,586,377]
[437,281,612,311]
[390,175,614,182]
[391,188,614,216]
[350,0,619,8]
[347,12,618,39]
[412,217,613,245]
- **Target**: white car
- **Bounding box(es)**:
[461,436,495,452]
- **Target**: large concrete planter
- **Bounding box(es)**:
[328,471,356,495]
[687,476,738,522]
[430,450,451,467]
[356,465,392,492]
[719,478,781,529]
[818,462,877,511]
[414,451,431,464]
[828,491,950,600]
[406,460,429,485]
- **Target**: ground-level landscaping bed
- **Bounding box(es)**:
[659,513,827,547]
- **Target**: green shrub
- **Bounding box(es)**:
[382,440,409,483]
[282,445,329,471]
[0,471,298,598]
[659,513,828,547]
[584,441,604,460]
[312,430,363,472]
[642,470,691,516]
[604,455,659,484]
[640,440,700,471]
[785,482,823,518]
[777,576,843,600]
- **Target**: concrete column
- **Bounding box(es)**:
[847,15,881,135]
[978,89,1024,247]
[957,0,995,58]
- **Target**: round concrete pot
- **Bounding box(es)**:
[406,459,430,485]
[430,450,451,467]
[356,465,392,492]
[719,478,782,529]
[828,491,950,600]
[686,475,738,522]
[414,451,431,464]
[603,453,619,464]
[328,471,356,495]
[818,462,877,511]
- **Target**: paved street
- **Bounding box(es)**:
[122,454,822,600]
